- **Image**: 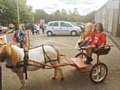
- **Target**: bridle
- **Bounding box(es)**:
[0,43,8,62]
[0,52,7,62]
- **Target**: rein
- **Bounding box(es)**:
[30,44,58,64]
[5,44,58,80]
[41,45,58,63]
[23,47,29,80]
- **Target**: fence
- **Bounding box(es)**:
[0,30,30,46]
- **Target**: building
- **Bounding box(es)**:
[95,0,120,37]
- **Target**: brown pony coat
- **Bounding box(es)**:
[5,44,20,66]
[0,43,64,89]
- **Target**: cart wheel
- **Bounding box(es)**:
[90,63,108,83]
[75,53,87,61]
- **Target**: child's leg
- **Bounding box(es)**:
[85,45,95,64]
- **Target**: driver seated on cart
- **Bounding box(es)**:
[84,23,106,64]
[78,22,94,49]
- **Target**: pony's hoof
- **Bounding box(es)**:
[52,77,56,80]
[61,77,64,81]
[20,86,26,90]
[20,88,26,90]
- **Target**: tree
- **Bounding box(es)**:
[83,10,96,23]
[73,8,79,15]
[60,9,68,21]
[67,10,74,21]
[33,7,95,24]
[34,9,49,24]
[53,10,61,21]
[0,0,33,26]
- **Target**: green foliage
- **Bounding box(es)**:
[34,7,95,24]
[83,10,96,23]
[0,0,96,25]
[0,0,33,26]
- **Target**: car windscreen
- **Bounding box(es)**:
[48,22,53,27]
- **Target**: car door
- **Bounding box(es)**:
[52,22,60,34]
[60,22,70,35]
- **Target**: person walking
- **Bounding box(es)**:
[40,23,44,34]
[36,24,40,35]
[19,29,27,48]
[31,24,35,35]
[14,24,21,42]
[13,24,27,48]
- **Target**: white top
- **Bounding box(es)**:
[36,25,40,30]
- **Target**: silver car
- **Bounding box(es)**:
[45,21,82,36]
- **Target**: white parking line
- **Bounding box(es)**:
[34,36,77,49]
[51,40,74,48]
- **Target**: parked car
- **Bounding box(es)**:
[45,21,82,36]
[0,26,3,31]
[0,26,9,33]
[70,22,85,32]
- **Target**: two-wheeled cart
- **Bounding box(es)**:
[17,44,112,83]
[62,44,112,83]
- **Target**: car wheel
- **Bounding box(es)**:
[71,31,77,36]
[47,31,53,36]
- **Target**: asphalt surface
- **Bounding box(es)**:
[1,30,120,90]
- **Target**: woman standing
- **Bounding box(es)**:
[14,24,26,48]
[36,24,40,35]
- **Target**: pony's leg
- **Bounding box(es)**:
[52,67,64,80]
[59,67,64,80]
[16,71,26,90]
[52,67,57,80]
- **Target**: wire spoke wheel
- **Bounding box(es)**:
[90,63,108,83]
[75,53,87,61]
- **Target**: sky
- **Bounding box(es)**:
[26,0,108,15]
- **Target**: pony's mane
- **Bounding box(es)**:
[5,44,20,66]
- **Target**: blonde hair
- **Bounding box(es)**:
[85,22,92,28]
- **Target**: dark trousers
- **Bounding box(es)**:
[36,30,40,35]
[31,29,34,35]
[20,41,24,48]
[42,28,44,34]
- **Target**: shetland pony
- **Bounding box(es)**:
[0,43,64,90]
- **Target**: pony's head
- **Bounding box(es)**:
[0,43,19,65]
[0,43,13,62]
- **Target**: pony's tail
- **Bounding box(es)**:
[55,47,61,64]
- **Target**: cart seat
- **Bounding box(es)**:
[92,47,110,55]
[78,47,86,50]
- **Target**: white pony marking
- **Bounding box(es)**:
[0,43,64,90]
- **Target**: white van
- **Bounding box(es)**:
[45,21,82,36]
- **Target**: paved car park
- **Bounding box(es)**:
[1,31,120,90]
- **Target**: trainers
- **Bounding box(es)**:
[84,57,93,64]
